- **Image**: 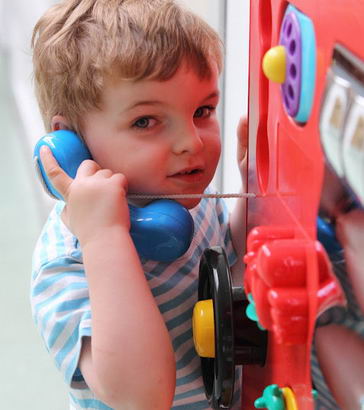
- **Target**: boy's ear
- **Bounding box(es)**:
[51,115,71,132]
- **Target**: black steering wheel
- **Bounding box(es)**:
[197,247,267,409]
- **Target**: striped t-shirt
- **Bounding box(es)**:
[31,193,242,409]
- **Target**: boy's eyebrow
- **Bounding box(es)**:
[127,100,163,110]
[204,91,220,101]
[126,90,220,111]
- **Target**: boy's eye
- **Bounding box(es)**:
[194,105,215,119]
[132,117,155,129]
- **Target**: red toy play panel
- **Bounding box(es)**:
[244,0,364,408]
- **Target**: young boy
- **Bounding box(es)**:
[31,0,247,409]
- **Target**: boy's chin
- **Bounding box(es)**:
[127,197,201,210]
[127,197,151,208]
[177,197,201,210]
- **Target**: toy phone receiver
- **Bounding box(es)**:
[33,129,194,262]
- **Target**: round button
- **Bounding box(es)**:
[262,45,287,84]
[192,299,215,358]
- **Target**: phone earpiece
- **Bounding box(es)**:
[33,130,194,262]
[34,129,92,200]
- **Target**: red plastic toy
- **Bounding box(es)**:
[244,0,364,408]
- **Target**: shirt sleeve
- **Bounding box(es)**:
[31,203,91,390]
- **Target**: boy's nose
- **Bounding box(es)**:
[172,124,204,155]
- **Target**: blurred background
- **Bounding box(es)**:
[0,0,249,408]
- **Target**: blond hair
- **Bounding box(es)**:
[32,0,223,135]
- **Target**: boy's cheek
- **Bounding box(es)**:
[203,127,221,150]
[209,136,222,160]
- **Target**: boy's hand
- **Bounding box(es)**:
[237,117,248,178]
[40,145,130,245]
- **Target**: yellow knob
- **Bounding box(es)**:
[192,299,215,358]
[262,45,287,84]
[281,387,298,410]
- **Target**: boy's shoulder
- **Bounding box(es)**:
[32,202,81,275]
[204,185,230,214]
[189,186,230,233]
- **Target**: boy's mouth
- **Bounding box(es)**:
[169,167,204,181]
[171,165,204,175]
[176,168,202,176]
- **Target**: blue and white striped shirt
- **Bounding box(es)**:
[31,192,242,409]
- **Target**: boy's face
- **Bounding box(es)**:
[81,62,221,209]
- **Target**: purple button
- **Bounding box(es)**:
[280,11,302,117]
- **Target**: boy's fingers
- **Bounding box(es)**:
[39,145,73,200]
[237,116,248,162]
[76,159,102,178]
[237,117,248,145]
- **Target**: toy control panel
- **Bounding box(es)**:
[193,1,364,410]
[243,1,364,409]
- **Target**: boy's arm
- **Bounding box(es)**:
[79,227,175,410]
[230,118,248,278]
[315,324,364,409]
[314,209,364,409]
[40,146,176,410]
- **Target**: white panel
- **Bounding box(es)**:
[222,0,250,210]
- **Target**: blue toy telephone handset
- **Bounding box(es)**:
[33,129,194,262]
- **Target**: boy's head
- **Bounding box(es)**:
[32,0,223,135]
